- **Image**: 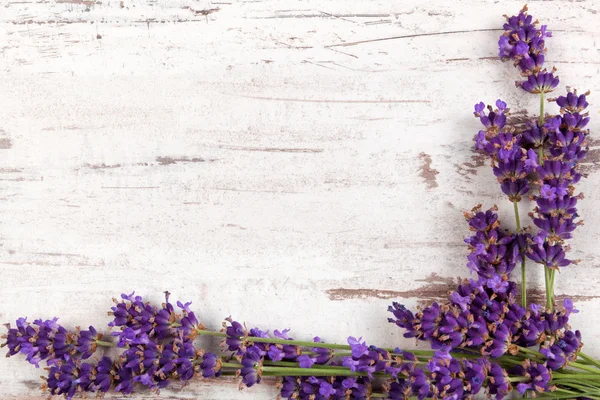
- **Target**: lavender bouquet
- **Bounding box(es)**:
[3,6,599,400]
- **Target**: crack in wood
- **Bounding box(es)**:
[223,93,430,104]
[210,144,323,153]
[326,28,502,48]
[156,156,207,165]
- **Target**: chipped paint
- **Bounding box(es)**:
[418,152,439,189]
[0,138,12,149]
[325,273,458,304]
[455,151,487,181]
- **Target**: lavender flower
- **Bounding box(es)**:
[1,317,84,367]
[108,292,180,346]
[240,346,262,387]
[464,205,520,279]
[487,363,512,399]
[540,344,568,370]
[200,352,222,378]
[473,105,533,202]
[519,70,560,94]
[44,359,95,400]
[427,351,464,399]
[94,356,115,393]
[76,326,103,359]
[499,5,559,94]
[526,241,572,269]
[177,300,203,339]
[511,359,554,395]
[311,336,334,364]
[554,88,590,114]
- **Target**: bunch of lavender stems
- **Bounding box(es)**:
[476,5,589,311]
[2,5,598,400]
[3,294,600,400]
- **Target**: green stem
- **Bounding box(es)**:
[554,387,600,399]
[95,340,116,347]
[221,362,243,369]
[569,362,600,375]
[555,386,600,399]
[553,373,600,379]
[549,268,556,307]
[196,329,350,350]
[196,330,228,338]
[261,366,365,377]
[579,352,600,369]
[196,329,438,355]
[534,394,600,400]
[538,91,545,166]
[517,346,544,359]
[514,201,522,232]
[513,200,527,308]
[544,267,553,309]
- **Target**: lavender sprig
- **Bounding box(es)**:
[4,290,600,400]
[472,6,592,310]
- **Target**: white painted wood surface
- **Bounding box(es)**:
[1,0,599,398]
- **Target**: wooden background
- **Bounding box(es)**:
[1,0,599,398]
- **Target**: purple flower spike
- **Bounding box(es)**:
[94,356,116,393]
[177,300,203,339]
[387,302,416,337]
[222,317,246,354]
[519,70,560,94]
[540,344,568,370]
[76,326,103,359]
[240,347,262,387]
[45,359,96,400]
[526,241,572,269]
[297,354,316,368]
[555,88,590,113]
[487,363,512,399]
[1,317,78,367]
[108,292,180,346]
[499,5,555,82]
[511,359,554,395]
[348,336,368,358]
[200,352,222,378]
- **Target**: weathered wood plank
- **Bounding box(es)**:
[1,0,599,398]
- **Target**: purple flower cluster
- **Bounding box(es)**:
[108,291,202,346]
[463,205,520,282]
[473,102,537,202]
[388,206,583,374]
[104,292,219,392]
[510,359,554,395]
[2,293,221,399]
[525,89,590,270]
[278,336,514,400]
[1,317,101,367]
[498,5,559,94]
[280,376,372,399]
[43,356,116,398]
[221,318,334,388]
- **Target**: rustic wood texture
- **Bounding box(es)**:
[1,0,600,398]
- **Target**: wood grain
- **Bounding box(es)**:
[1,0,600,398]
